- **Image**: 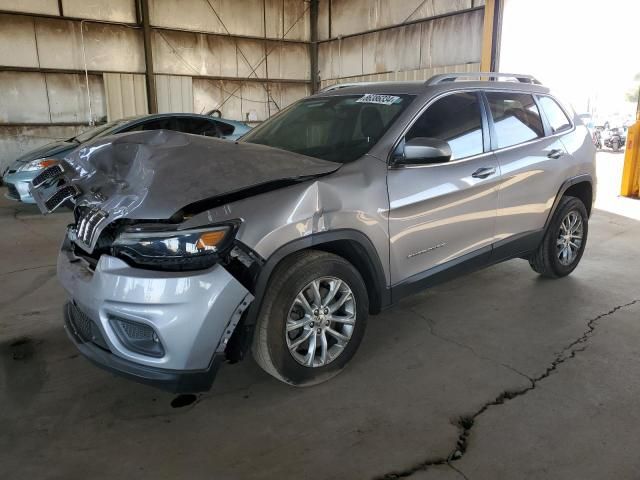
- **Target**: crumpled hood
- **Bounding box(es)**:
[14,140,77,164]
[58,129,341,220]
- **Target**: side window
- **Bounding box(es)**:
[406,92,484,160]
[538,96,572,133]
[210,120,235,137]
[124,118,175,132]
[173,118,236,138]
[485,92,544,149]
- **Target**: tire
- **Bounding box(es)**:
[529,196,589,278]
[252,250,369,386]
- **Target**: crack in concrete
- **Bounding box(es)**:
[378,299,639,479]
[411,308,534,383]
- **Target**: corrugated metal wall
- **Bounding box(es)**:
[0,0,487,169]
[317,0,484,88]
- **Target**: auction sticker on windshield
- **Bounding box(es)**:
[356,94,401,106]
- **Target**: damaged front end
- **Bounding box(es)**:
[31,130,340,392]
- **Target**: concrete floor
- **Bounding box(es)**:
[1,152,639,479]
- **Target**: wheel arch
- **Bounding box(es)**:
[226,230,389,361]
[545,174,594,231]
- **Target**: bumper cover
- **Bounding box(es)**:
[58,237,253,392]
[2,170,37,203]
[64,303,225,392]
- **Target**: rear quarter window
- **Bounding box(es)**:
[538,96,572,133]
[485,92,545,149]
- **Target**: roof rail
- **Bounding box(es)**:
[425,72,541,86]
[318,82,380,93]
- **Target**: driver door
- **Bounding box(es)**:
[387,91,500,287]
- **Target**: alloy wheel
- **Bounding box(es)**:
[556,210,583,266]
[286,277,356,368]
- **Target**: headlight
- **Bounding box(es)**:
[112,225,233,271]
[18,158,59,172]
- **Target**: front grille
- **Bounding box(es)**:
[44,184,80,211]
[74,208,108,250]
[32,164,64,188]
[67,302,110,351]
[6,183,19,199]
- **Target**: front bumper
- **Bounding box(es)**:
[58,237,253,392]
[2,170,37,203]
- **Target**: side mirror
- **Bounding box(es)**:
[397,137,452,165]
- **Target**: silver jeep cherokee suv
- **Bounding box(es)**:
[31,73,595,392]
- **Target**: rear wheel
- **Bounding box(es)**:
[252,250,368,386]
[529,196,588,278]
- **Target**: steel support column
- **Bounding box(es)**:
[138,0,157,114]
[310,0,319,93]
[620,92,640,198]
[481,0,502,72]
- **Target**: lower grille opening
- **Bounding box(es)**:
[67,302,110,351]
[109,316,165,358]
[6,183,19,200]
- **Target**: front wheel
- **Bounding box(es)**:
[529,196,589,278]
[252,250,368,386]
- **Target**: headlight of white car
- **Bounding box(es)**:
[17,158,58,172]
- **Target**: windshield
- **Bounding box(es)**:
[72,119,131,143]
[242,94,414,163]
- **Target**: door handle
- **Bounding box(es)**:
[471,167,496,179]
[547,149,564,159]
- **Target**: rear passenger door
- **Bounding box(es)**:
[387,91,500,286]
[484,91,571,242]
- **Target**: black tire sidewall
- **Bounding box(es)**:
[264,256,368,385]
[547,197,589,277]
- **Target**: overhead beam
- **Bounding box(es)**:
[0,66,310,85]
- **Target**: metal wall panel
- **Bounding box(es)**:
[34,18,145,72]
[156,74,193,113]
[0,71,106,124]
[318,8,483,83]
[193,79,309,122]
[61,0,137,23]
[0,15,145,72]
[46,73,106,123]
[0,0,58,15]
[420,8,483,68]
[0,125,86,169]
[148,0,310,42]
[0,14,40,68]
[329,0,475,37]
[152,29,309,80]
[0,72,50,123]
[104,73,148,120]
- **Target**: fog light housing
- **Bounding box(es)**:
[109,316,165,358]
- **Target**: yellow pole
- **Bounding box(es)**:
[620,89,640,198]
[481,0,496,72]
